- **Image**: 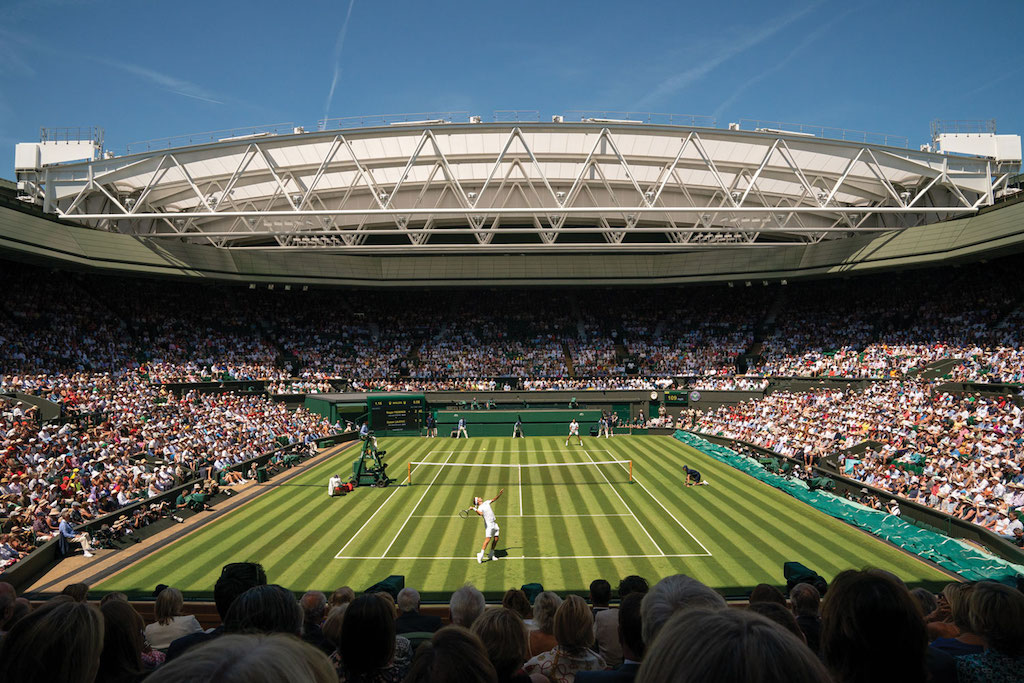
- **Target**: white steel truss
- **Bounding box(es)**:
[38,122,1002,251]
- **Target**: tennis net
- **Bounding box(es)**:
[404,459,633,486]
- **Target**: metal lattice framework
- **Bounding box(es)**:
[36,121,1015,252]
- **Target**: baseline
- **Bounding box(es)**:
[335,553,709,560]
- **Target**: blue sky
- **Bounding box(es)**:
[1,0,1021,177]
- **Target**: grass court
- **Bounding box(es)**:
[95,436,953,600]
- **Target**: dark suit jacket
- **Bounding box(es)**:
[166,627,222,661]
[575,661,640,683]
[395,610,443,634]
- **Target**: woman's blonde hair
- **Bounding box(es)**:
[322,604,348,649]
[155,587,185,626]
[637,608,831,683]
[944,583,974,632]
[532,591,562,635]
[553,595,594,652]
[471,607,530,679]
[968,581,1024,656]
[146,633,337,683]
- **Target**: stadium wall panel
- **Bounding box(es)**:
[435,408,601,437]
[2,200,1024,286]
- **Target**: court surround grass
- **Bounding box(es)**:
[95,436,953,600]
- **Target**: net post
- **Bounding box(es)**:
[629,460,633,483]
[407,462,412,486]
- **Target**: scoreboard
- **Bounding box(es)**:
[368,394,426,433]
[663,390,689,406]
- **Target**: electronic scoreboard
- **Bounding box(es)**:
[368,394,426,433]
[663,390,690,406]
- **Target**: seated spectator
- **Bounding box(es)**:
[635,608,830,683]
[746,602,805,641]
[333,593,413,682]
[329,586,355,609]
[472,607,548,683]
[396,587,442,634]
[166,561,267,661]
[299,590,333,655]
[925,583,962,641]
[0,599,104,683]
[450,583,486,629]
[956,581,1024,683]
[0,582,17,637]
[821,569,938,683]
[98,599,149,683]
[590,579,621,667]
[59,511,96,558]
[529,591,562,657]
[524,595,606,683]
[910,588,938,618]
[321,604,347,656]
[405,625,498,683]
[640,575,726,647]
[577,592,645,683]
[224,585,302,636]
[788,582,822,654]
[748,584,786,605]
[62,582,90,602]
[930,583,983,658]
[145,633,336,683]
[501,589,534,625]
[145,586,203,649]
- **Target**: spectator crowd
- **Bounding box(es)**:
[1,563,1022,682]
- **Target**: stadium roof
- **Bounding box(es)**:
[14,116,1021,253]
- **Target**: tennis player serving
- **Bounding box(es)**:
[474,488,504,563]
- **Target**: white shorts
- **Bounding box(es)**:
[485,522,500,538]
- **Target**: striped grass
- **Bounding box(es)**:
[95,436,953,600]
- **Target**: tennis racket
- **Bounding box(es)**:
[458,507,475,519]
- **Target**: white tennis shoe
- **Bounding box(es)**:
[477,551,484,564]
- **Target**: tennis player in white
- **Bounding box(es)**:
[474,488,504,563]
[565,418,583,446]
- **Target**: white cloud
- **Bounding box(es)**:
[632,3,823,110]
[713,6,855,119]
[96,58,224,105]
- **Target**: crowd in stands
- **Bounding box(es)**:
[0,371,338,571]
[6,258,1024,389]
[1,563,1022,682]
[688,377,769,391]
[693,382,1024,537]
[4,254,1024,568]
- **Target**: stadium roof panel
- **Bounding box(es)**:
[14,119,1019,253]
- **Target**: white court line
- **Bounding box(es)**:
[411,513,633,518]
[518,463,523,516]
[379,450,459,558]
[337,553,709,560]
[582,448,665,556]
[333,451,453,559]
[612,451,713,557]
[427,449,612,455]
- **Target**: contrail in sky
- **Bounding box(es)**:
[324,0,358,122]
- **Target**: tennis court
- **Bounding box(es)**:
[95,436,953,600]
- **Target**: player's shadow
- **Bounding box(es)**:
[494,547,519,559]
